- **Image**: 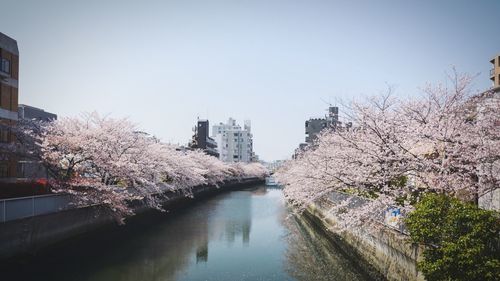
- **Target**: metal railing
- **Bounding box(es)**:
[0,177,262,223]
[491,68,495,77]
[0,193,72,223]
[325,191,409,235]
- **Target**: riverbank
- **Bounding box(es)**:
[304,196,425,281]
[0,178,263,260]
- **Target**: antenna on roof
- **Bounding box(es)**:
[320,97,337,115]
[320,97,333,108]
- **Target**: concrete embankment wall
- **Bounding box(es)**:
[305,201,425,281]
[0,178,263,260]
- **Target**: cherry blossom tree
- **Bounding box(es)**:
[276,71,499,228]
[19,112,267,223]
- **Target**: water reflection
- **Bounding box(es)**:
[215,190,252,246]
[282,213,375,281]
[2,185,374,281]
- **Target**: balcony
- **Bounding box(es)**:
[206,137,218,148]
[490,68,495,77]
[0,70,9,79]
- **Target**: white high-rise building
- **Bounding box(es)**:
[212,118,255,163]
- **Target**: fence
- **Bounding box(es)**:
[0,194,72,223]
[324,191,409,235]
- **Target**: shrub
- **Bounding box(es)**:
[405,193,500,281]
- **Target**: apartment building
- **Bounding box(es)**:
[0,32,19,180]
[490,54,500,92]
[212,118,254,163]
[189,119,219,158]
[305,106,339,144]
[293,106,353,158]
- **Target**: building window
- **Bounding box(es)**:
[1,58,10,74]
[17,162,25,178]
[0,162,8,178]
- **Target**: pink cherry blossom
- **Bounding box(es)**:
[276,71,499,228]
[23,112,267,223]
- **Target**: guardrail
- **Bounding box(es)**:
[0,194,72,223]
[325,191,409,235]
[0,177,264,223]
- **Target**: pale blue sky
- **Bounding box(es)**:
[1,0,499,161]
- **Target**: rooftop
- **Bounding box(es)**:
[19,104,49,111]
[0,32,19,55]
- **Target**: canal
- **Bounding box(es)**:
[2,185,375,281]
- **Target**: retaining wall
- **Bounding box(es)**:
[305,198,425,281]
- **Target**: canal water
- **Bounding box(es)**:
[3,185,374,281]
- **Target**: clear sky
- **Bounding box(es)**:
[1,0,499,161]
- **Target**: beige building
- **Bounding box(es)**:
[478,55,500,211]
[490,54,500,91]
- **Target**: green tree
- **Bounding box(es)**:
[405,193,500,281]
